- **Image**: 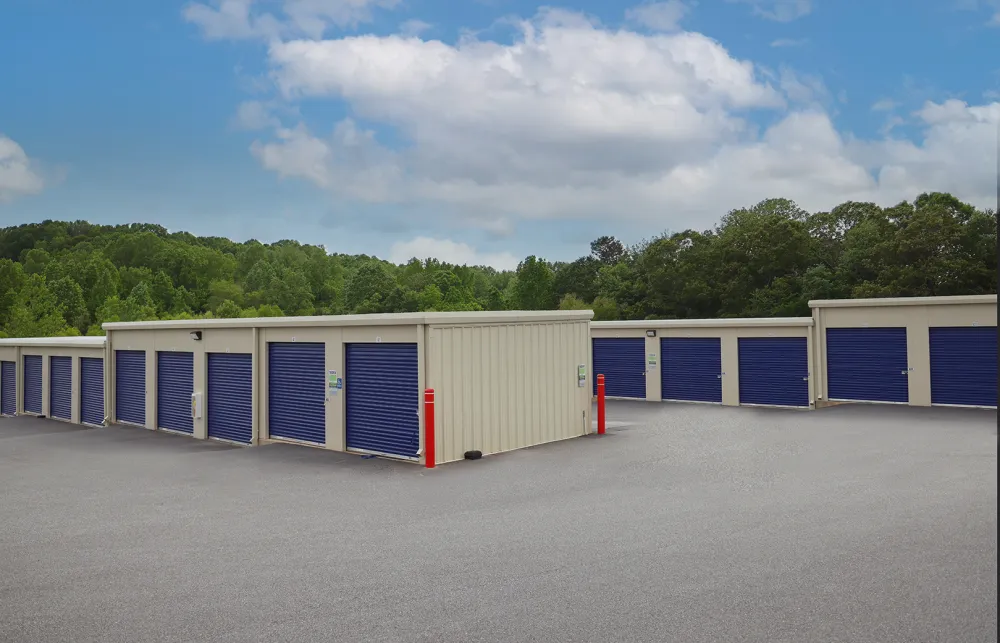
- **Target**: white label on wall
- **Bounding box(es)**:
[292,337,296,342]
[375,336,382,343]
[862,323,870,328]
[225,348,230,353]
[972,321,979,327]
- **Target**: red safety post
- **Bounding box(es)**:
[424,388,436,469]
[597,374,606,435]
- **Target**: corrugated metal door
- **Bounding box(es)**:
[268,342,326,444]
[23,355,42,415]
[591,338,646,398]
[737,337,809,407]
[661,338,723,403]
[826,327,908,403]
[80,357,105,426]
[1,361,15,416]
[49,356,72,420]
[345,343,420,459]
[208,352,253,444]
[929,326,998,408]
[115,350,146,426]
[157,352,194,433]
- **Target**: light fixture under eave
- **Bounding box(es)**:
[190,331,202,341]
[646,330,656,337]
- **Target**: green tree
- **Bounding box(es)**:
[49,276,89,332]
[6,275,75,337]
[513,256,555,310]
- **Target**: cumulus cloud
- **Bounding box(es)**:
[388,237,520,270]
[625,1,689,32]
[727,0,813,22]
[235,8,997,235]
[183,0,399,40]
[0,135,46,204]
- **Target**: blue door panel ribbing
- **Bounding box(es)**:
[116,350,146,426]
[268,342,326,444]
[661,338,723,403]
[738,337,809,407]
[591,338,646,398]
[80,357,105,426]
[208,353,253,444]
[345,343,420,459]
[157,352,194,433]
[929,326,998,407]
[49,356,72,420]
[1,361,15,415]
[23,355,42,414]
[826,327,908,403]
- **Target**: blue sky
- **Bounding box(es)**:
[1,0,998,269]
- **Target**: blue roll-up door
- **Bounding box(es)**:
[23,355,42,415]
[115,350,146,426]
[1,361,15,416]
[826,327,908,403]
[661,337,723,403]
[929,326,998,408]
[49,356,72,420]
[157,352,194,434]
[268,342,326,444]
[345,343,420,459]
[738,337,809,407]
[208,353,253,444]
[591,338,646,398]
[80,357,105,426]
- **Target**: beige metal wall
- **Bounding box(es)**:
[0,344,106,422]
[426,320,592,464]
[590,320,815,407]
[811,296,998,407]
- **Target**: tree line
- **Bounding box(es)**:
[0,192,995,338]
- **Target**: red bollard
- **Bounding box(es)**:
[597,374,606,435]
[424,388,435,469]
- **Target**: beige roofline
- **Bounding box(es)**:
[104,310,594,331]
[591,317,814,329]
[808,294,997,309]
[0,336,107,348]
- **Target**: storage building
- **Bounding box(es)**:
[810,294,997,409]
[0,336,108,424]
[103,310,593,464]
[590,317,815,408]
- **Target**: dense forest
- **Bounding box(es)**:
[0,192,995,338]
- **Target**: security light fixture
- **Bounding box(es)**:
[646,330,656,337]
[190,331,202,341]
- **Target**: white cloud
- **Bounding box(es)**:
[234,8,997,235]
[727,0,813,22]
[388,237,520,270]
[871,98,897,112]
[183,0,400,40]
[625,1,689,32]
[231,100,280,130]
[0,135,46,204]
[399,19,431,37]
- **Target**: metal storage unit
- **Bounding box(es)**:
[345,343,420,459]
[1,361,14,416]
[157,352,194,434]
[929,326,998,408]
[661,337,723,403]
[80,357,105,426]
[49,356,72,421]
[22,355,42,415]
[826,328,909,404]
[268,342,326,445]
[591,338,646,398]
[737,337,810,408]
[207,352,253,444]
[115,350,147,426]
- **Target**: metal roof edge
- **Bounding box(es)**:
[808,294,997,309]
[590,317,814,329]
[0,336,107,347]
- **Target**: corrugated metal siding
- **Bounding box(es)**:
[207,353,253,444]
[23,355,42,414]
[427,321,590,464]
[660,338,723,403]
[49,356,72,420]
[80,357,104,426]
[826,327,909,403]
[157,352,194,433]
[267,342,326,445]
[1,361,15,415]
[929,326,998,407]
[115,350,147,426]
[591,338,646,398]
[737,337,809,407]
[345,343,420,459]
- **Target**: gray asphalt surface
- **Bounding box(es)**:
[1,402,996,643]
